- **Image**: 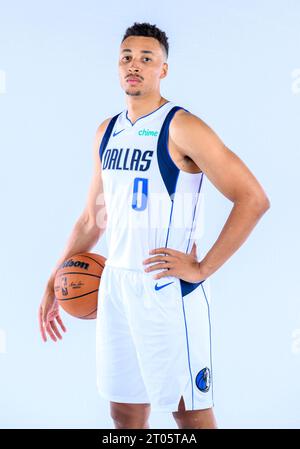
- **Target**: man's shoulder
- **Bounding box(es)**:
[94,116,114,143]
[170,107,206,138]
[172,106,204,126]
[97,116,113,133]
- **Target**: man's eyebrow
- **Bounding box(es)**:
[121,49,154,54]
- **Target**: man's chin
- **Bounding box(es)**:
[125,89,142,96]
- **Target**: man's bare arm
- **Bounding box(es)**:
[169,110,271,279]
[39,117,111,342]
[45,117,111,288]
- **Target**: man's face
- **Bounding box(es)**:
[118,36,168,97]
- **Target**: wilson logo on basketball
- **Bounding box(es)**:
[54,252,106,320]
[59,259,90,270]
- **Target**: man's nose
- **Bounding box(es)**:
[128,60,141,71]
[129,70,140,77]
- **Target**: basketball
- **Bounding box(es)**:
[54,252,106,320]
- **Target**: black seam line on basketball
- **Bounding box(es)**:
[80,255,105,268]
[58,289,99,301]
[56,272,101,279]
[79,307,98,318]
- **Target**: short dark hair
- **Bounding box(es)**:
[121,22,169,59]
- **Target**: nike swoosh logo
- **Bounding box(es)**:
[113,128,125,137]
[155,281,174,291]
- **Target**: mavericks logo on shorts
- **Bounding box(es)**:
[195,367,211,393]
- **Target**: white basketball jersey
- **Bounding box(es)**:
[99,100,205,272]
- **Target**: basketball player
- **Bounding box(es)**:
[39,23,270,429]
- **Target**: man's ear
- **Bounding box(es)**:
[160,62,168,79]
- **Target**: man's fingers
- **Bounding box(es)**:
[45,322,57,342]
[145,262,173,273]
[39,302,66,343]
[49,320,62,340]
[39,307,47,342]
[56,314,67,333]
[143,255,172,265]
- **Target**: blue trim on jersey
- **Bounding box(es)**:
[201,283,214,406]
[156,105,205,297]
[179,173,205,296]
[160,106,184,250]
[157,106,185,198]
[99,113,121,162]
[125,101,171,126]
[180,278,204,297]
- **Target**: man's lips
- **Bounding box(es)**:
[127,77,141,84]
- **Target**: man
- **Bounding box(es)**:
[39,22,270,429]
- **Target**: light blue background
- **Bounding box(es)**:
[0,0,299,429]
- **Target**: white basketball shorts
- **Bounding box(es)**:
[95,264,214,413]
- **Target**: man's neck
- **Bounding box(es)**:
[126,95,168,124]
